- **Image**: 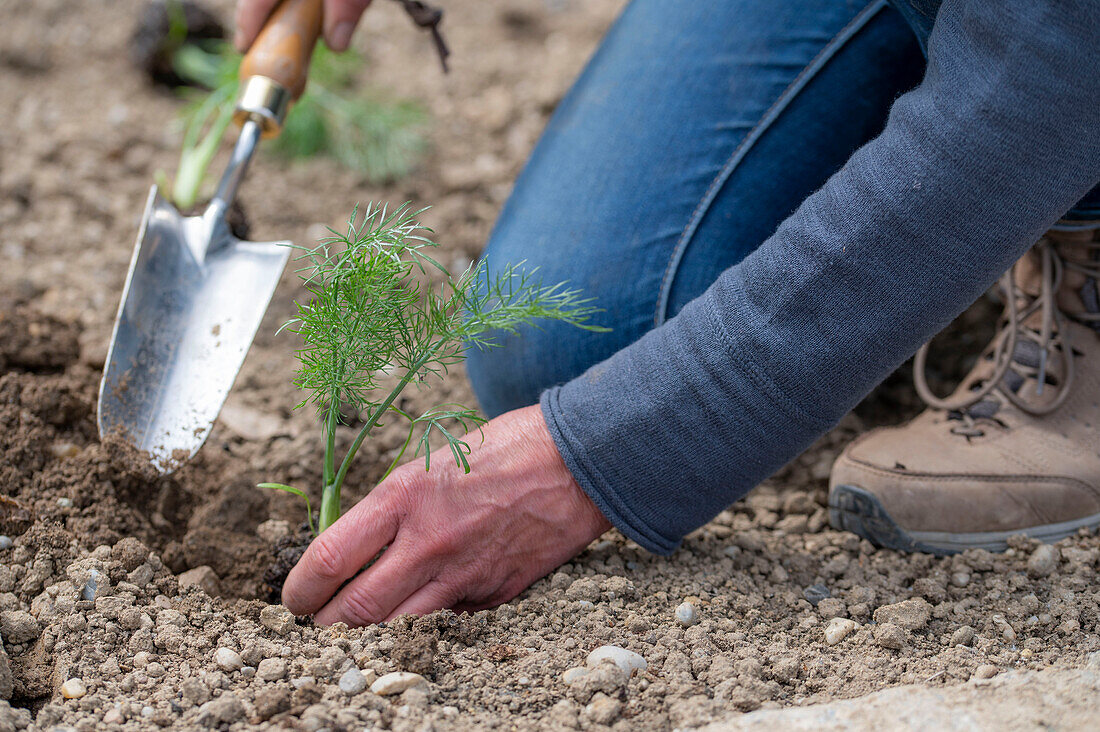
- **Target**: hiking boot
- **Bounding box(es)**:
[829,226,1100,554]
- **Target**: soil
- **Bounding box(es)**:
[2,1,1098,730]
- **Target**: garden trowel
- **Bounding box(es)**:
[99,0,325,470]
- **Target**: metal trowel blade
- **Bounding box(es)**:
[98,185,290,471]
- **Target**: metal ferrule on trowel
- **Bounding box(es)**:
[98,0,325,470]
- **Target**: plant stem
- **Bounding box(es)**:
[319,481,342,534]
[317,400,340,533]
[316,342,443,533]
[378,410,416,484]
[323,404,337,487]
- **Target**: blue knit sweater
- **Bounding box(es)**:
[541,0,1100,554]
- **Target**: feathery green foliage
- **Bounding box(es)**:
[266,204,607,533]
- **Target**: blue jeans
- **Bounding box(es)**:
[467,0,1100,416]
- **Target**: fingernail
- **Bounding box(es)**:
[329,21,354,51]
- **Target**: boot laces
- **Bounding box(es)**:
[914,236,1100,433]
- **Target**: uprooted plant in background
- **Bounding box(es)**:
[158,11,429,210]
[260,204,607,534]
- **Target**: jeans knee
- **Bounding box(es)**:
[466,325,557,417]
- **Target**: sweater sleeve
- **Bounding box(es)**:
[540,0,1100,555]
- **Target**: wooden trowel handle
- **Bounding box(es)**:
[234,0,323,136]
[241,0,323,99]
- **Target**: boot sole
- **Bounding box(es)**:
[829,484,1100,555]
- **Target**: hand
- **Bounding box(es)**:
[235,0,373,53]
[281,404,612,625]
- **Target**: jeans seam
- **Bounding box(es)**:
[654,0,890,326]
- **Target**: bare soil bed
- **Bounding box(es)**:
[2,1,1098,730]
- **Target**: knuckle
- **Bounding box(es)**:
[307,535,345,582]
[339,588,387,627]
[420,528,456,558]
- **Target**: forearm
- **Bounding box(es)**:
[542,0,1100,554]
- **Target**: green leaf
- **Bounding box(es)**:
[412,404,486,474]
[258,483,317,536]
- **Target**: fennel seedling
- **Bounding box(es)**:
[261,204,607,534]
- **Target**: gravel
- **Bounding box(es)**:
[951,625,976,646]
[370,671,427,696]
[803,583,831,606]
[586,645,647,675]
[1027,544,1060,578]
[338,667,368,695]
[675,601,699,627]
[214,647,243,673]
[256,657,287,682]
[824,617,859,646]
[59,679,85,699]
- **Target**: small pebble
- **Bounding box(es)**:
[215,647,244,672]
[991,614,1017,642]
[56,497,73,508]
[951,625,976,647]
[973,664,999,680]
[82,569,101,602]
[674,602,698,627]
[339,667,367,695]
[290,676,316,689]
[0,536,11,550]
[141,706,155,718]
[257,657,287,681]
[1027,544,1060,578]
[950,571,970,588]
[60,678,87,699]
[803,584,831,607]
[103,708,124,724]
[824,617,859,646]
[562,667,589,684]
[241,666,256,679]
[370,671,426,696]
[586,646,647,675]
[177,566,221,596]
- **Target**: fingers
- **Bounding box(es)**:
[281,486,403,616]
[323,0,373,52]
[235,0,372,53]
[234,0,281,51]
[384,581,458,621]
[313,536,438,626]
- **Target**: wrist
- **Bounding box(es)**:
[516,403,612,538]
